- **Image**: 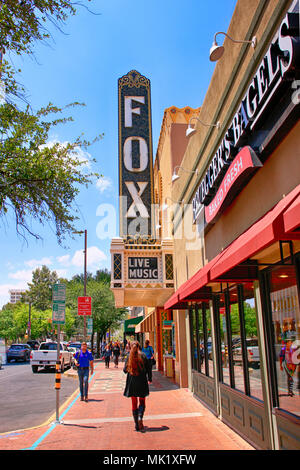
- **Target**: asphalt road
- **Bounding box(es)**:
[0,361,79,433]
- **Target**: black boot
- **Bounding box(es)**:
[132,409,139,431]
[138,404,145,432]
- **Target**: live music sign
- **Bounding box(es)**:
[78,296,92,316]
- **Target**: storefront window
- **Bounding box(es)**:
[197,306,205,374]
[243,283,263,401]
[229,286,245,393]
[189,304,213,376]
[217,284,264,399]
[219,294,231,386]
[269,263,300,416]
[204,305,214,378]
[189,309,197,370]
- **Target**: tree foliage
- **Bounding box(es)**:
[0,101,101,244]
[0,0,103,245]
[0,267,124,346]
[25,265,58,310]
[0,1,76,57]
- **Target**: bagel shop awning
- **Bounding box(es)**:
[283,193,300,235]
[164,184,300,308]
[124,316,144,334]
[210,184,300,281]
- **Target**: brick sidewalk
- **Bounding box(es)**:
[0,361,254,451]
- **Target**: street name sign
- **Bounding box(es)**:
[52,284,66,325]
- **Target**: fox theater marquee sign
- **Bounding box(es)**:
[110,71,174,308]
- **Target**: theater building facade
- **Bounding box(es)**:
[162,0,300,450]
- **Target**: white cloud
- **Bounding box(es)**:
[56,269,68,278]
[8,270,33,282]
[25,257,53,269]
[71,246,107,268]
[40,139,92,169]
[96,177,113,193]
[57,254,71,266]
[6,261,15,271]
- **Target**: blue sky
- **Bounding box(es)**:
[0,0,237,307]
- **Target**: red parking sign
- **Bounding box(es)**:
[78,296,92,316]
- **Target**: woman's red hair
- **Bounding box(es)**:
[127,341,144,376]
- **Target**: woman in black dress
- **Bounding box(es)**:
[123,341,152,432]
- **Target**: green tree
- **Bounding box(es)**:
[0,102,102,244]
[26,265,58,311]
[65,277,126,353]
[0,1,103,245]
[0,304,17,345]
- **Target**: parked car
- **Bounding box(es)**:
[30,342,73,373]
[67,347,78,368]
[7,344,31,363]
[68,342,82,351]
[232,338,260,368]
[27,340,40,350]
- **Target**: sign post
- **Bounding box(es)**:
[52,283,66,424]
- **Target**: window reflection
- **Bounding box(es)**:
[219,294,230,386]
[243,283,263,401]
[205,306,214,378]
[229,286,245,393]
[269,264,300,416]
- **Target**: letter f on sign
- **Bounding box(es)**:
[125,96,145,127]
[125,182,149,218]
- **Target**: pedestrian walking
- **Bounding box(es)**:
[123,341,152,432]
[113,341,121,368]
[74,342,94,402]
[142,339,155,372]
[103,344,112,368]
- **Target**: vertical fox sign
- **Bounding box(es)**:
[118,70,154,237]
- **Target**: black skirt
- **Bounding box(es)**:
[123,352,152,398]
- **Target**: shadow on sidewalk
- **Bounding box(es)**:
[150,371,179,392]
[62,423,101,429]
[143,425,169,433]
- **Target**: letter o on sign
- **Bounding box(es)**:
[123,136,148,172]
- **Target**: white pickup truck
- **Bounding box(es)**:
[232,338,260,369]
[30,341,73,373]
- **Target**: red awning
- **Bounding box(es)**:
[164,184,300,309]
[210,184,300,281]
[178,253,223,301]
[164,292,187,310]
[283,193,300,234]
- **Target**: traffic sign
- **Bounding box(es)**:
[52,284,66,302]
[87,317,93,334]
[52,283,66,325]
[52,300,65,324]
[78,296,92,316]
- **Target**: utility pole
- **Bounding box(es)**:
[83,229,87,342]
[73,229,88,341]
[28,302,31,340]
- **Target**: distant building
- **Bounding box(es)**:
[9,289,26,304]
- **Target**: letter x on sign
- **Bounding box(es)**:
[125,182,149,218]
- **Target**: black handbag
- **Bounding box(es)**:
[151,357,156,366]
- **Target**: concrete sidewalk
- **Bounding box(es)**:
[0,360,254,451]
